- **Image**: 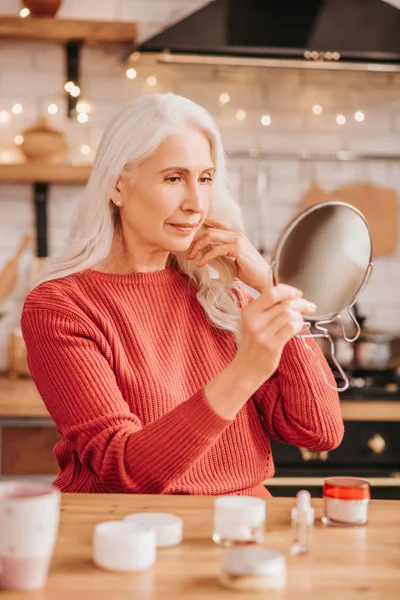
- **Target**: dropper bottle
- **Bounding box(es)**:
[290,490,315,555]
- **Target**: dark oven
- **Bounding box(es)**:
[267,420,400,500]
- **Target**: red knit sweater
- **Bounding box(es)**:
[21,265,344,496]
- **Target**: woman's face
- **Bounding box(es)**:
[112,129,215,265]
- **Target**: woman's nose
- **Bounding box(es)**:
[185,183,205,210]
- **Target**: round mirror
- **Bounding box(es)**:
[271,201,373,322]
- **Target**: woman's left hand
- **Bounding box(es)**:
[186,217,272,293]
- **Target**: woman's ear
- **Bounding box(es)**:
[111,177,124,207]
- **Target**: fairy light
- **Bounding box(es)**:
[12,103,23,115]
[354,111,365,122]
[70,86,81,98]
[77,112,88,123]
[312,104,323,115]
[0,111,10,124]
[336,114,346,125]
[261,114,271,126]
[76,100,92,114]
[219,93,230,105]
[64,81,75,93]
[80,144,91,155]
[236,110,246,121]
[20,8,30,17]
[14,135,24,145]
[47,103,58,115]
[126,68,137,80]
[147,76,157,86]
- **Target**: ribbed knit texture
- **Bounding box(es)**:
[21,265,344,496]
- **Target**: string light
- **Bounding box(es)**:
[354,111,365,122]
[80,144,91,155]
[336,114,346,125]
[261,114,271,126]
[70,86,81,98]
[129,51,141,62]
[47,103,58,115]
[77,113,88,123]
[126,68,137,80]
[236,110,246,121]
[76,100,92,114]
[12,103,23,115]
[147,76,157,86]
[20,8,30,18]
[0,111,11,123]
[14,135,24,145]
[219,93,230,105]
[64,81,75,93]
[312,104,323,115]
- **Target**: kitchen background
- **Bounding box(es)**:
[0,0,399,496]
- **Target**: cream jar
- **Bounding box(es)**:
[219,547,286,591]
[322,477,371,526]
[93,521,157,572]
[124,512,183,547]
[212,496,266,547]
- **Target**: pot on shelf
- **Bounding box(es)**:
[19,117,67,163]
[22,0,62,17]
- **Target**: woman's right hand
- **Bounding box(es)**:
[234,284,317,385]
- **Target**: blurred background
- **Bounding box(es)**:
[0,0,400,497]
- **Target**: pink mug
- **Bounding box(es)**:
[0,481,61,590]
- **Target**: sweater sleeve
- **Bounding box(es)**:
[234,282,344,451]
[21,304,233,494]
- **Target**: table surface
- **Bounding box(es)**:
[2,494,400,600]
[0,376,399,421]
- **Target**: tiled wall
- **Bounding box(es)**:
[1,38,400,372]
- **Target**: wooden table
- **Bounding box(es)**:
[3,494,400,600]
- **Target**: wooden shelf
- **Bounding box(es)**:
[0,163,91,184]
[0,16,137,43]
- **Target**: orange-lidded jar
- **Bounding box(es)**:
[322,477,371,526]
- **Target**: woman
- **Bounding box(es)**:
[21,93,344,497]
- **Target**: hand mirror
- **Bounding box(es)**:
[270,201,373,392]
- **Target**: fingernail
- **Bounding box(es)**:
[307,302,317,309]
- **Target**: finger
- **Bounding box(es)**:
[203,218,233,231]
[269,309,304,336]
[253,301,303,333]
[254,282,303,310]
[195,244,235,266]
[187,230,236,259]
[274,320,304,344]
[289,297,317,315]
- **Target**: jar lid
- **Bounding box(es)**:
[323,477,371,500]
[222,547,286,577]
[214,496,266,525]
[123,512,183,547]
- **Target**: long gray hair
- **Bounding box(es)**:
[37,94,247,346]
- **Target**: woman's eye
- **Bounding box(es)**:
[200,176,213,184]
[167,176,182,183]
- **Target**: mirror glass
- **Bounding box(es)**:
[271,201,372,321]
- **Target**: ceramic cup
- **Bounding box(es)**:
[0,481,61,590]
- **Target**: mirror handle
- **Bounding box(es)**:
[297,321,350,392]
[337,262,373,343]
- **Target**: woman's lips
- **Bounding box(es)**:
[168,224,196,234]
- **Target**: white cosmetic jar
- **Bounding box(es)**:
[93,521,156,572]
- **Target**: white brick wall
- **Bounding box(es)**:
[1,38,400,350]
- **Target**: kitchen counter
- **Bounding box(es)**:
[1,376,400,421]
[2,494,399,600]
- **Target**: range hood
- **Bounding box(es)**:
[138,0,400,71]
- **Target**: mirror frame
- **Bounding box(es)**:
[270,200,373,322]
